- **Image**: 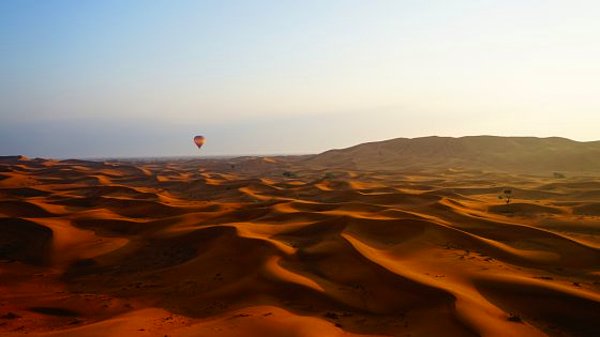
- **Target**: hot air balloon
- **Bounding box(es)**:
[193,135,205,150]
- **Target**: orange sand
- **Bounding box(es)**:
[0,154,599,337]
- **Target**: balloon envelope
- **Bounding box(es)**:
[193,135,205,150]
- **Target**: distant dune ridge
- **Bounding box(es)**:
[307,136,600,173]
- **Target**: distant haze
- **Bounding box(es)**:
[1,1,599,158]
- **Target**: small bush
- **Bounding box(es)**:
[507,313,523,323]
[498,189,512,205]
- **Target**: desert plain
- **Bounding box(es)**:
[1,137,599,337]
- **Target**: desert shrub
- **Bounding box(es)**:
[553,172,566,179]
[498,189,512,205]
[283,171,297,178]
[507,313,522,322]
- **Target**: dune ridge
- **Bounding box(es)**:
[306,136,600,173]
[1,152,599,337]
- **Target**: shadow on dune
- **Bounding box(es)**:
[475,276,600,337]
[0,217,53,265]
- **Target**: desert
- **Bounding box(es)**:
[4,1,600,336]
[1,136,599,337]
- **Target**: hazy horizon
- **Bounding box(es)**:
[2,1,599,158]
[3,131,600,160]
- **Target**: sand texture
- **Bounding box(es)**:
[1,151,599,337]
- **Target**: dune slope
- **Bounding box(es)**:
[306,136,600,173]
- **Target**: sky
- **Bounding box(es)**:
[1,0,599,158]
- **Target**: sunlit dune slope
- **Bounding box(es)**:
[1,152,599,337]
[306,136,600,173]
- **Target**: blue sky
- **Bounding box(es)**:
[1,1,599,158]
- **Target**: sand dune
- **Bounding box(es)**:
[307,136,600,173]
[1,150,599,337]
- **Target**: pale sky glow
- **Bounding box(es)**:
[1,0,599,157]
